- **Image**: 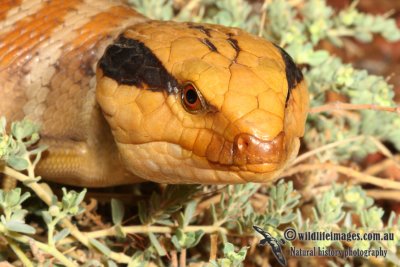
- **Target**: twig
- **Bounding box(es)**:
[368,136,395,160]
[6,237,33,267]
[175,0,201,19]
[252,193,269,211]
[1,225,76,267]
[170,250,178,267]
[31,239,76,267]
[366,190,400,201]
[365,156,400,175]
[209,233,218,261]
[196,194,221,216]
[180,248,187,267]
[59,225,227,245]
[291,136,366,166]
[309,102,400,114]
[308,185,333,196]
[291,135,399,168]
[288,0,304,7]
[2,166,132,264]
[258,0,271,37]
[248,237,259,258]
[3,167,52,204]
[282,163,400,190]
[306,185,400,202]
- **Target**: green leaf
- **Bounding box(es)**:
[10,209,28,222]
[61,188,86,215]
[81,260,102,267]
[388,212,396,227]
[219,242,248,265]
[5,188,21,207]
[89,238,111,257]
[29,145,48,156]
[5,221,36,234]
[223,242,234,254]
[211,204,217,223]
[74,189,87,207]
[138,201,147,224]
[233,247,248,262]
[115,225,126,238]
[156,219,174,226]
[107,260,118,267]
[148,233,166,256]
[171,235,181,251]
[7,157,29,171]
[53,228,70,243]
[18,192,31,205]
[172,228,203,250]
[0,117,6,133]
[0,190,4,204]
[280,213,297,224]
[128,251,149,267]
[183,201,197,226]
[111,199,125,225]
[188,230,204,248]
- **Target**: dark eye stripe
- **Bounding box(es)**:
[273,44,304,104]
[99,35,179,94]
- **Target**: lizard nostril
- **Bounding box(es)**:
[233,132,285,165]
[235,134,251,152]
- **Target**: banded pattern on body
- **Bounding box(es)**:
[0,0,308,186]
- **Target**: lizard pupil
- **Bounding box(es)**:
[186,88,198,104]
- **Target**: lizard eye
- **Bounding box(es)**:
[181,83,205,113]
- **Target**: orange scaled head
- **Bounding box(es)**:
[96,20,309,184]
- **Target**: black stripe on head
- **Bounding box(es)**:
[227,35,240,61]
[99,35,179,94]
[273,44,303,104]
[200,38,218,52]
[188,24,212,37]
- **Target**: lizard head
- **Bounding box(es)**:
[96,20,309,184]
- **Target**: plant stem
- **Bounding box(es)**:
[290,135,366,166]
[6,237,34,267]
[25,154,35,180]
[170,250,178,267]
[282,163,400,190]
[209,233,218,261]
[2,166,132,264]
[309,102,400,114]
[33,239,77,267]
[3,167,52,204]
[48,222,55,247]
[59,225,227,245]
[1,225,76,267]
[258,0,271,37]
[180,248,187,267]
[366,190,400,201]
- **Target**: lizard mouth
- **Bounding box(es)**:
[206,131,285,169]
[116,140,289,184]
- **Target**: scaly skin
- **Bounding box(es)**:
[0,0,309,186]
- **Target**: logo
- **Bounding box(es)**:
[253,225,287,266]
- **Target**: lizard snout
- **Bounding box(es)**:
[233,131,285,165]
